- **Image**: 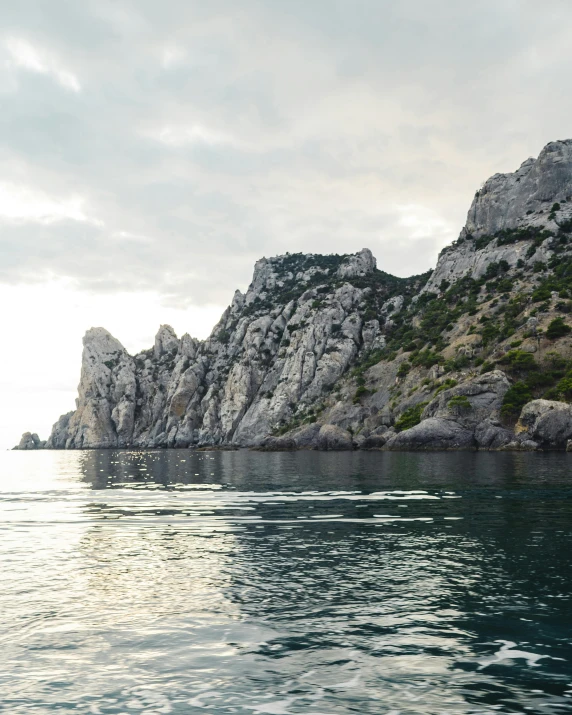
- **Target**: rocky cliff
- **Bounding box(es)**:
[16,138,572,451]
[42,248,422,449]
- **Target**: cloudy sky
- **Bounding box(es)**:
[2,0,572,448]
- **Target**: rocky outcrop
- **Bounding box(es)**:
[53,328,137,449]
[384,371,510,451]
[42,249,416,449]
[422,370,510,428]
[385,418,475,451]
[336,247,376,278]
[474,419,514,450]
[515,400,572,449]
[46,412,74,449]
[13,432,45,450]
[316,424,354,451]
[466,140,572,237]
[424,139,572,293]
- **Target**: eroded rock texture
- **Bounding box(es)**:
[25,138,572,452]
[46,250,418,448]
[424,139,572,293]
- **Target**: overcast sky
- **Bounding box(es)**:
[2,0,572,448]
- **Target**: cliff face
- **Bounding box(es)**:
[46,249,421,448]
[424,139,572,293]
[23,138,572,452]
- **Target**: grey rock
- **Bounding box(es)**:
[424,140,572,294]
[380,295,404,316]
[58,327,137,448]
[45,412,74,449]
[317,424,354,451]
[14,432,44,450]
[466,140,572,237]
[154,324,179,359]
[290,424,322,448]
[41,249,378,450]
[474,419,514,450]
[261,423,322,450]
[259,436,297,451]
[385,418,475,451]
[337,248,376,279]
[422,370,510,428]
[361,430,393,449]
[516,399,572,448]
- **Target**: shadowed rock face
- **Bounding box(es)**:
[24,138,572,453]
[385,418,476,451]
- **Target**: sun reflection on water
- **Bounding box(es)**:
[0,449,571,713]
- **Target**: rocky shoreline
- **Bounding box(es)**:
[15,139,572,454]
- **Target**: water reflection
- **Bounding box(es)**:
[1,449,571,713]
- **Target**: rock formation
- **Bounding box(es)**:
[13,432,45,450]
[17,138,572,452]
[37,249,417,449]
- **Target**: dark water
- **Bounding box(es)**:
[1,450,572,714]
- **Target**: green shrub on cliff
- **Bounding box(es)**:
[546,317,572,340]
[394,402,428,432]
[555,376,572,400]
[499,349,538,372]
[501,382,533,419]
[447,395,471,411]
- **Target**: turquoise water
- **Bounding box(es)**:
[1,449,571,714]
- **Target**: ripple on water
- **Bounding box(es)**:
[0,449,571,713]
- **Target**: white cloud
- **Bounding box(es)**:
[112,230,153,244]
[160,44,187,69]
[0,183,99,225]
[4,37,81,92]
[396,204,457,247]
[147,123,236,147]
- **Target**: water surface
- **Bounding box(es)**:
[1,449,571,713]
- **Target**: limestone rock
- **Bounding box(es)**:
[337,248,376,279]
[422,370,510,428]
[423,139,572,294]
[516,399,572,449]
[154,324,179,359]
[474,419,514,450]
[385,418,475,451]
[289,424,321,448]
[361,428,394,449]
[260,423,323,451]
[466,140,572,237]
[259,436,297,451]
[317,424,353,451]
[46,412,74,449]
[39,248,388,450]
[14,432,44,450]
[380,295,404,316]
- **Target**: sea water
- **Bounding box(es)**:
[0,449,571,713]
